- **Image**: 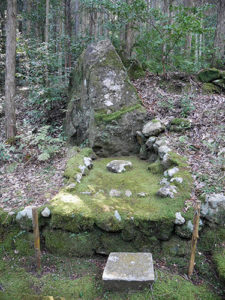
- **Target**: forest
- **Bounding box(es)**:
[0,0,225,300]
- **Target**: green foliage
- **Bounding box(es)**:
[29,126,65,161]
[179,94,195,117]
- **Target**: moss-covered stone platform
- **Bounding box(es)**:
[41,152,194,256]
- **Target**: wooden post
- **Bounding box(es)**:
[32,207,41,271]
[188,200,201,277]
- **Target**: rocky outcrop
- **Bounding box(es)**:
[201,193,225,225]
[65,39,146,157]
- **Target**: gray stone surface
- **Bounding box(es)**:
[158,145,172,159]
[157,185,177,198]
[41,207,51,217]
[83,157,93,169]
[142,120,165,137]
[102,252,154,290]
[16,206,34,220]
[65,39,146,156]
[174,212,185,225]
[145,136,156,149]
[107,160,132,173]
[109,189,122,197]
[201,193,225,225]
[164,167,179,177]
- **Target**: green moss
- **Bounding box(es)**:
[202,83,221,94]
[169,118,191,132]
[98,48,125,70]
[198,68,222,83]
[165,151,188,169]
[1,228,34,256]
[147,160,164,174]
[50,156,193,241]
[64,147,93,180]
[161,236,191,257]
[199,227,225,253]
[213,248,225,282]
[43,229,100,257]
[94,103,142,124]
[0,251,220,300]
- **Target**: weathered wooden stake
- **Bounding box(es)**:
[32,207,41,271]
[188,200,201,277]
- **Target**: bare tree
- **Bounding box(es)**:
[5,0,17,139]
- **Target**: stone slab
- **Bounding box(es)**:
[102,252,154,290]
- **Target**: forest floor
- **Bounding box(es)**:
[0,72,224,212]
[0,73,225,299]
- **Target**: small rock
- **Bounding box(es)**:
[79,165,88,175]
[164,167,179,177]
[76,173,83,183]
[83,157,93,169]
[107,160,132,173]
[80,191,92,195]
[0,104,3,116]
[142,120,165,137]
[145,136,156,149]
[109,189,122,197]
[174,212,185,225]
[125,190,132,197]
[157,185,177,198]
[41,207,51,217]
[160,178,170,186]
[153,137,169,152]
[66,183,77,191]
[114,210,122,221]
[171,177,183,184]
[158,145,172,159]
[16,206,35,220]
[137,192,148,197]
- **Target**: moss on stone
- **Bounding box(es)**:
[43,229,100,257]
[1,227,34,256]
[94,103,143,124]
[199,227,225,254]
[169,118,191,132]
[64,147,93,180]
[50,156,193,245]
[161,236,191,257]
[147,160,164,174]
[198,68,222,83]
[213,248,225,282]
[202,83,221,94]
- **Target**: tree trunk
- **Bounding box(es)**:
[213,0,225,64]
[27,0,31,37]
[5,0,17,139]
[74,0,79,37]
[45,0,49,85]
[124,0,134,59]
[184,0,193,57]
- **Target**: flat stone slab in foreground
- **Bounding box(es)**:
[102,252,154,290]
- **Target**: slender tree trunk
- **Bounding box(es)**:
[184,0,193,57]
[58,0,63,82]
[5,0,17,139]
[45,0,49,85]
[27,0,31,36]
[124,0,134,58]
[74,0,79,37]
[213,0,225,65]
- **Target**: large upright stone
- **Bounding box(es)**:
[65,40,146,157]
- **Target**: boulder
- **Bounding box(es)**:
[198,68,222,83]
[65,39,146,157]
[106,160,132,173]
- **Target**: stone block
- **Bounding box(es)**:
[102,252,154,290]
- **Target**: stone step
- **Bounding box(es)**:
[102,252,154,291]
